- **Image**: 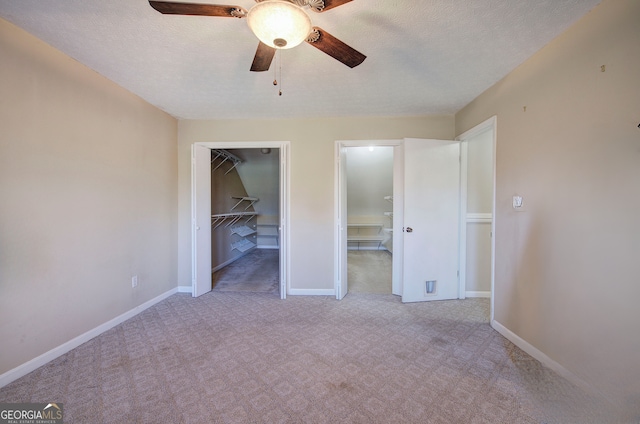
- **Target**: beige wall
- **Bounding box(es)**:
[464,129,494,293]
[456,0,640,412]
[346,146,394,220]
[465,129,494,214]
[178,117,454,290]
[0,19,178,374]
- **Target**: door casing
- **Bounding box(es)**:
[192,141,290,299]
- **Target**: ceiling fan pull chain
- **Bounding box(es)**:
[279,50,283,96]
[273,50,279,90]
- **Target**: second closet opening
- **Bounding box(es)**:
[345,146,394,294]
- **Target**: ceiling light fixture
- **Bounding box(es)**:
[247,0,313,49]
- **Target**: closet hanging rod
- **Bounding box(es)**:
[224,161,240,175]
[213,156,229,171]
[211,151,224,164]
[211,149,242,166]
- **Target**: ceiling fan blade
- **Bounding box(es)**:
[321,0,354,12]
[306,27,366,68]
[148,1,247,17]
[250,42,276,72]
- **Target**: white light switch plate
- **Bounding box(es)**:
[513,196,523,210]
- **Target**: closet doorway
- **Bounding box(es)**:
[344,146,395,294]
[335,140,403,299]
[336,133,495,304]
[192,142,290,299]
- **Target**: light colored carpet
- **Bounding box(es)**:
[348,250,392,294]
[212,249,279,295]
[0,294,623,423]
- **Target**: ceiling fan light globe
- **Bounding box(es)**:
[247,0,312,49]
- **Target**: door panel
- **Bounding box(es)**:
[279,145,288,299]
[336,146,348,299]
[402,139,460,303]
[192,144,212,297]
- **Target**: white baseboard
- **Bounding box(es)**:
[177,286,192,294]
[466,291,491,298]
[491,319,595,395]
[288,289,335,296]
[0,287,179,388]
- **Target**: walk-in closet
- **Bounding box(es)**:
[209,148,280,295]
[345,146,394,293]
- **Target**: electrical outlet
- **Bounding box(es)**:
[131,275,138,288]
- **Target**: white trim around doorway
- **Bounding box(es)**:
[191,141,291,299]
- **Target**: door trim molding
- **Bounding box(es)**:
[467,213,493,223]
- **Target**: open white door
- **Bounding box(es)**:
[279,145,289,299]
[402,138,460,303]
[192,144,212,297]
[336,146,348,299]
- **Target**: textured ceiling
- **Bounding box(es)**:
[0,0,601,120]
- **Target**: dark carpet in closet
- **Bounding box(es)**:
[212,249,279,294]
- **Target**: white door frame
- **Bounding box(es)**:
[334,139,403,299]
[456,116,497,321]
[192,141,291,299]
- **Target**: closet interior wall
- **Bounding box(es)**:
[346,146,394,251]
[229,148,281,250]
[210,150,257,271]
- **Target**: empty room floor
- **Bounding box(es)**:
[0,292,620,423]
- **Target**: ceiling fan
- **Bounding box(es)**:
[148,0,366,72]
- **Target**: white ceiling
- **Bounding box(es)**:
[0,0,600,120]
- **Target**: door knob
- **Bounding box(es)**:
[406,227,413,233]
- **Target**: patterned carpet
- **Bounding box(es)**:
[0,293,621,423]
